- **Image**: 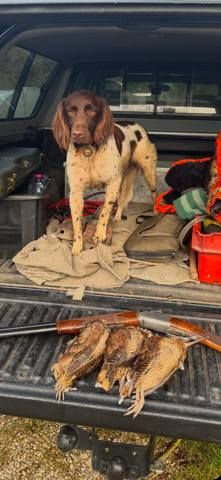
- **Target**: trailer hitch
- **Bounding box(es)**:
[57,424,158,480]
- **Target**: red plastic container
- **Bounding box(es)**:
[192,220,221,284]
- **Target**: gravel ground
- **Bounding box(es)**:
[0,416,103,480]
[0,415,173,480]
[0,415,220,480]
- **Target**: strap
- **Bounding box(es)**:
[136,211,156,224]
[135,214,163,231]
[178,214,208,248]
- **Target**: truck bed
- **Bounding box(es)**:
[0,283,220,443]
[2,257,221,309]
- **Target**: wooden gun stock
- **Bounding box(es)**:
[170,317,221,353]
[56,311,139,335]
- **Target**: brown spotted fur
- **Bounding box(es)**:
[52,90,157,255]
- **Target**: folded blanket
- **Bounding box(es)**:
[13,226,130,290]
[13,203,193,296]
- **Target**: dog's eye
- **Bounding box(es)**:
[85,104,97,116]
[66,105,77,114]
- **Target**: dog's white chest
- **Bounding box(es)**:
[67,142,120,188]
[91,149,119,184]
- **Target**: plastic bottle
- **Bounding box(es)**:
[28,173,50,195]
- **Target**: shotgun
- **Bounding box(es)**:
[0,310,221,353]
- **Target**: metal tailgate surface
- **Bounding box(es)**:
[0,291,220,443]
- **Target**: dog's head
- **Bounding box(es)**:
[52,90,114,151]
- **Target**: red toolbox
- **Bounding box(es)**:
[192,220,221,284]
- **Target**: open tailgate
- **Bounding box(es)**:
[0,286,220,443]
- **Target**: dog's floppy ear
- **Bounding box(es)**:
[94,97,114,146]
[52,99,71,151]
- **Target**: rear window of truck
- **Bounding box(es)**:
[72,64,221,117]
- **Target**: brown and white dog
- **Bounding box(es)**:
[52,90,157,255]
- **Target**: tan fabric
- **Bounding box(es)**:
[129,256,195,285]
[66,286,85,301]
[13,234,130,289]
[13,203,193,294]
[13,207,137,290]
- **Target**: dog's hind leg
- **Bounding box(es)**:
[114,165,138,222]
[133,140,157,203]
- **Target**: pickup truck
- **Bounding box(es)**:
[0,2,220,479]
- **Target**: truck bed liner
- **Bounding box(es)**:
[0,287,220,443]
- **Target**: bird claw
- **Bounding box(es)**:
[124,400,144,418]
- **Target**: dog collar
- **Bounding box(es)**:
[74,144,97,157]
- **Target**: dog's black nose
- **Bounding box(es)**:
[72,133,84,145]
[73,131,84,139]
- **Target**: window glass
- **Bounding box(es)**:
[191,73,219,115]
[73,70,99,91]
[157,73,190,114]
[103,73,123,109]
[0,46,57,119]
[73,64,221,117]
[14,54,57,118]
[121,73,154,112]
[0,46,30,118]
[76,69,123,107]
[73,68,154,112]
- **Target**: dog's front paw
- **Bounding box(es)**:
[93,224,107,244]
[72,237,83,255]
[113,210,122,223]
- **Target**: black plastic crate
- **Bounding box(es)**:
[0,194,47,253]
